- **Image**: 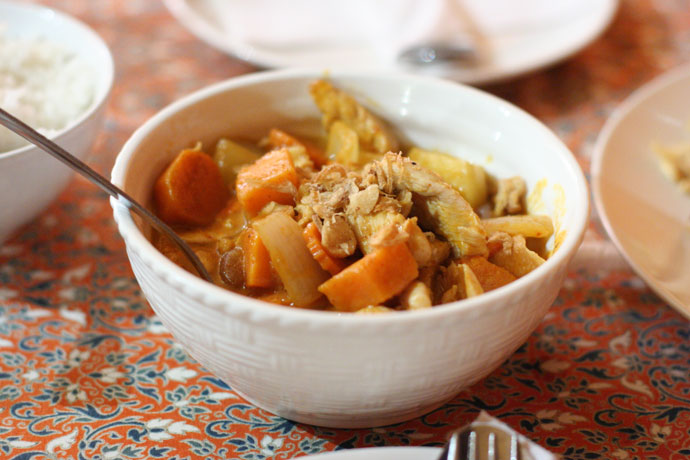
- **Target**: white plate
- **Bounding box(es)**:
[592,64,690,318]
[163,0,618,85]
[296,447,440,460]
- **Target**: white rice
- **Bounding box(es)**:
[0,34,95,153]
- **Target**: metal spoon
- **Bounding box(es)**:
[0,107,213,283]
[397,0,488,67]
[397,41,480,66]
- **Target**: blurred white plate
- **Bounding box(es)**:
[592,64,690,318]
[163,0,618,85]
[297,447,440,459]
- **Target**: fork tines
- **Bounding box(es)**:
[441,423,521,460]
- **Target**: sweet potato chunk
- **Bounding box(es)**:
[318,242,418,312]
[235,148,299,215]
[268,128,327,168]
[153,148,229,226]
[461,256,516,292]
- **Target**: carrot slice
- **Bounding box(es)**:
[318,242,418,312]
[303,222,348,276]
[242,228,274,288]
[460,256,516,292]
[235,148,299,215]
[153,148,229,226]
[268,128,328,168]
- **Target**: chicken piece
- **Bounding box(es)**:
[310,79,399,154]
[321,214,357,257]
[487,231,513,254]
[297,163,398,258]
[492,176,526,217]
[296,163,359,223]
[434,261,485,305]
[361,157,394,194]
[349,210,406,254]
[488,232,545,277]
[374,153,487,258]
[367,217,408,250]
[371,194,411,216]
[346,184,379,215]
[298,152,482,259]
[366,216,450,269]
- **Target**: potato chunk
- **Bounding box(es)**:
[408,147,488,208]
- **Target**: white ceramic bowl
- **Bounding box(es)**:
[0,1,114,244]
[111,69,589,428]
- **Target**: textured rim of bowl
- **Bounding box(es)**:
[112,68,589,326]
[0,0,115,158]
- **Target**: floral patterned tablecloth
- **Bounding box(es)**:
[2,1,690,459]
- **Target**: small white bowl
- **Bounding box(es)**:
[0,1,114,244]
[111,69,588,428]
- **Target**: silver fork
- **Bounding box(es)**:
[438,422,521,460]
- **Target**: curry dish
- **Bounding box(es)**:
[151,80,555,313]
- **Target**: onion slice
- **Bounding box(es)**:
[253,212,329,307]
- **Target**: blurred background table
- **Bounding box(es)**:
[1,1,689,459]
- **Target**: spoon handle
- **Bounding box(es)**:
[0,107,213,283]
